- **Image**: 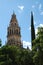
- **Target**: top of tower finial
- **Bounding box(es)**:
[13,10,15,15]
[13,10,14,14]
[12,11,16,18]
[10,11,17,23]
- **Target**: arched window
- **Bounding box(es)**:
[8,31,9,35]
[12,30,13,34]
[13,29,15,34]
[16,30,18,34]
[10,29,11,35]
[15,23,16,26]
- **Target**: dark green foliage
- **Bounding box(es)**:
[31,12,35,48]
[0,39,2,47]
[32,27,43,65]
[0,45,33,65]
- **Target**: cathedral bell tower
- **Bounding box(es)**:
[7,13,22,46]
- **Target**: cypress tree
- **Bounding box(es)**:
[31,11,35,48]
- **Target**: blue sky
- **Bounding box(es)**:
[0,0,43,49]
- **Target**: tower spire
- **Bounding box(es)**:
[31,11,35,48]
[12,11,16,19]
[10,11,17,24]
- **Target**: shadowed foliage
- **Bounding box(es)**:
[0,45,34,65]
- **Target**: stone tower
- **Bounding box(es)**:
[7,13,22,46]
